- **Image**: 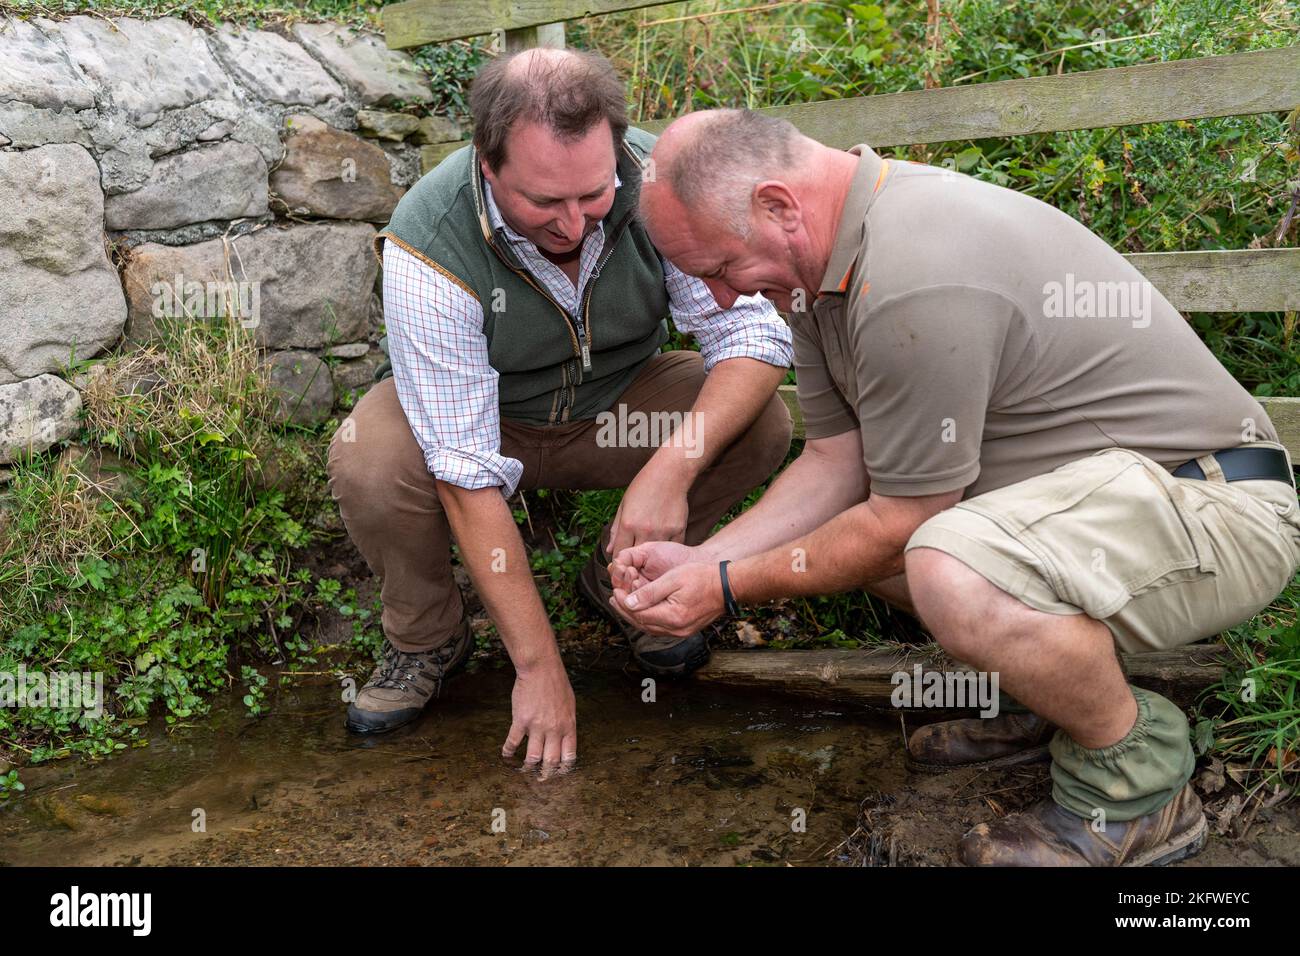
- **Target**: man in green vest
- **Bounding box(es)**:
[326,51,794,773]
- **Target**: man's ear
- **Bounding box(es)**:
[754,181,801,230]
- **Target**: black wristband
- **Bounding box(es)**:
[718,560,741,618]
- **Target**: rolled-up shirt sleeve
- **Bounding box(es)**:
[662,258,793,372]
[381,241,524,497]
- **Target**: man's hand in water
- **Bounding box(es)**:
[502,656,577,778]
[432,481,577,778]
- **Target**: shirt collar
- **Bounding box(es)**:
[484,171,623,245]
[817,143,890,295]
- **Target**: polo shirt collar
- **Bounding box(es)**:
[817,143,889,295]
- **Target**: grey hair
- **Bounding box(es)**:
[662,109,806,237]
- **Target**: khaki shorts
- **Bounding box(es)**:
[905,442,1300,654]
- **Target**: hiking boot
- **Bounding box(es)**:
[577,544,710,677]
[345,616,473,734]
[959,782,1207,866]
[906,711,1055,772]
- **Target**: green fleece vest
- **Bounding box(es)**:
[375,126,670,425]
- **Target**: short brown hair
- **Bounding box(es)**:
[470,48,629,173]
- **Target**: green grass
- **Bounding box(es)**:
[1197,579,1300,794]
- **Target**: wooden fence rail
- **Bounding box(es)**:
[384,0,665,47]
[639,45,1300,144]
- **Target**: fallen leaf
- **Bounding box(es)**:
[1265,746,1298,768]
[1211,794,1244,836]
[1195,757,1225,795]
[736,621,766,647]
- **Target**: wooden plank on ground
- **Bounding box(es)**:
[697,646,1228,710]
[640,46,1300,146]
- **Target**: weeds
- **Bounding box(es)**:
[0,315,381,769]
[1197,580,1300,795]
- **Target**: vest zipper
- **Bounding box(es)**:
[487,245,581,356]
[482,208,636,423]
[577,211,635,378]
[482,240,580,425]
[558,361,570,421]
[566,358,576,420]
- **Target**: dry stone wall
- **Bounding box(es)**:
[0,14,468,462]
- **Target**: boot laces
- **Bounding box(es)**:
[372,642,451,695]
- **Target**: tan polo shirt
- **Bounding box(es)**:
[791,143,1280,498]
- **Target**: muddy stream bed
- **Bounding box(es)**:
[4,658,1299,866]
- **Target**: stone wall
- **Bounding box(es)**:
[0,15,467,462]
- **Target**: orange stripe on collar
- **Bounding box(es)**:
[831,160,888,295]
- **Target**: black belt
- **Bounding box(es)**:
[1172,446,1295,486]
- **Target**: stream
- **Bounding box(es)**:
[0,663,906,866]
[6,661,1296,866]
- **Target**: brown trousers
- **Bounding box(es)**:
[326,350,793,652]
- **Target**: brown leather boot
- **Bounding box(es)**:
[577,544,709,677]
[345,616,473,734]
[959,783,1207,866]
[906,711,1055,772]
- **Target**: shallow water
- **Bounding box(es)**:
[7,661,1298,866]
[0,664,910,866]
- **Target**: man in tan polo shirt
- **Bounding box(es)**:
[606,108,1300,866]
